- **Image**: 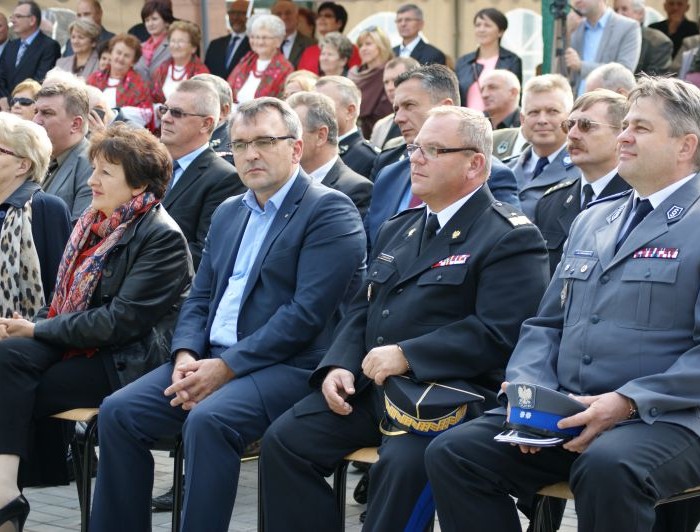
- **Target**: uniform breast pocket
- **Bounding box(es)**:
[558,257,597,326]
[416,265,468,287]
[616,259,680,330]
[367,260,398,290]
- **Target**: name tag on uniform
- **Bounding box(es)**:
[432,254,470,268]
[632,247,679,259]
[378,253,394,263]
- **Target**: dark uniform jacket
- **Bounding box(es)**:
[535,174,630,276]
[321,158,373,219]
[339,129,379,180]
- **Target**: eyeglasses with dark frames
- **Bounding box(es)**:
[9,97,34,107]
[407,143,480,160]
[228,136,295,153]
[560,118,620,134]
[0,147,19,158]
[157,105,208,119]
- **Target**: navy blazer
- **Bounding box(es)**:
[392,39,446,65]
[170,172,366,419]
[455,47,522,107]
[0,33,61,98]
[205,34,251,80]
[365,155,521,249]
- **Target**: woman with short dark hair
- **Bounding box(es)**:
[133,0,175,82]
[0,123,192,531]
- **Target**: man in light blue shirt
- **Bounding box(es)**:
[91,97,367,532]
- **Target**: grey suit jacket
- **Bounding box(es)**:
[509,146,581,220]
[570,10,641,89]
[43,137,93,221]
[287,32,315,68]
[320,158,373,219]
[507,174,700,438]
[637,26,673,75]
[133,39,171,83]
[55,50,100,80]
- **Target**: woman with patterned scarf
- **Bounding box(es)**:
[0,124,192,531]
[0,113,71,320]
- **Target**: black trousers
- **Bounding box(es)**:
[425,414,700,532]
[0,337,112,485]
[260,387,441,532]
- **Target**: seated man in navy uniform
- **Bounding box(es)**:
[426,76,700,532]
[260,105,550,531]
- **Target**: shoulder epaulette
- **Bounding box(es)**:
[587,188,633,208]
[363,140,381,154]
[491,201,532,227]
[543,179,577,197]
[388,205,424,221]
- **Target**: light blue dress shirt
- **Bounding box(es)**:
[209,170,300,347]
[171,143,209,189]
[577,8,612,95]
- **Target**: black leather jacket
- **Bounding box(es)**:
[455,46,522,107]
[33,204,193,389]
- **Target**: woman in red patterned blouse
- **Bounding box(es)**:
[227,14,293,105]
[86,34,153,129]
[150,21,209,105]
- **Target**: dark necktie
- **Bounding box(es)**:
[43,159,59,189]
[616,198,653,252]
[226,36,240,69]
[420,213,440,253]
[581,183,594,208]
[532,156,549,179]
[167,161,181,192]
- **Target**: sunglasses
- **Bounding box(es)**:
[10,97,34,107]
[157,105,207,119]
[560,118,619,134]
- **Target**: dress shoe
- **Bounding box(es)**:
[0,495,29,532]
[353,472,369,504]
[152,486,175,512]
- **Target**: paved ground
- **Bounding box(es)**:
[21,450,586,532]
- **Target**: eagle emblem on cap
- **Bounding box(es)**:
[517,385,534,409]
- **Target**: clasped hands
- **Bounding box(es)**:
[321,344,409,415]
[502,381,633,455]
[164,350,235,411]
[0,312,35,339]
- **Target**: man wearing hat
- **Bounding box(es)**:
[425,76,700,532]
[260,105,549,531]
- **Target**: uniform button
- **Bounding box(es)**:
[582,355,592,365]
[395,288,404,294]
[600,275,610,285]
[590,315,600,324]
[381,309,390,318]
[371,271,378,277]
[644,270,651,278]
[436,274,443,281]
[650,407,659,417]
[376,336,384,345]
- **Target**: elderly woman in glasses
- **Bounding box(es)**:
[227,14,294,104]
[9,80,41,121]
[0,123,191,528]
[87,34,153,128]
[54,18,101,79]
[348,26,394,138]
[150,20,209,105]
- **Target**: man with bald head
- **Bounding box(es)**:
[204,0,251,79]
[585,62,637,95]
[271,0,315,67]
[480,69,521,130]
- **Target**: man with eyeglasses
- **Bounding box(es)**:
[260,104,549,531]
[426,75,700,532]
[535,89,630,276]
[91,97,366,532]
[204,0,251,80]
[0,1,60,111]
[157,79,242,270]
[392,3,446,65]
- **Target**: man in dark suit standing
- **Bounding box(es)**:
[260,105,549,532]
[272,0,315,68]
[91,97,367,532]
[392,3,446,65]
[288,91,373,218]
[316,75,380,180]
[204,0,251,80]
[159,80,243,270]
[0,1,60,110]
[535,89,630,276]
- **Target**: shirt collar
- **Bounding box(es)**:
[22,28,41,45]
[427,184,483,229]
[243,167,300,213]
[175,143,210,173]
[338,127,359,142]
[584,8,612,30]
[400,36,421,54]
[307,155,338,183]
[3,180,39,208]
[581,167,618,199]
[634,172,697,209]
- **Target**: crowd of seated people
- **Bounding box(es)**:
[2,1,700,532]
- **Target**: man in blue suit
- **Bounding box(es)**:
[90,98,367,532]
[366,64,520,249]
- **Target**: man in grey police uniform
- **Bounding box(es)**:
[259,105,549,531]
[425,76,700,532]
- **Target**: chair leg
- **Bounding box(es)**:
[257,457,264,532]
[532,494,559,532]
[171,436,184,532]
[80,417,98,532]
[333,460,350,532]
